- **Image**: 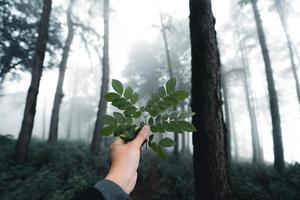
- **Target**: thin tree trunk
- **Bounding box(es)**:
[15,0,52,163]
[190,0,232,199]
[238,30,263,163]
[221,66,231,161]
[90,0,110,154]
[48,0,75,143]
[159,12,179,157]
[275,0,300,105]
[250,0,284,171]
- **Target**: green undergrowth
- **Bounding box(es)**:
[0,135,299,200]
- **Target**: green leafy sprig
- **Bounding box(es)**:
[101,78,196,158]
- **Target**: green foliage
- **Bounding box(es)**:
[102,78,196,158]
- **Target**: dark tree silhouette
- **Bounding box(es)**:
[90,0,110,153]
[250,0,284,171]
[48,0,75,143]
[15,0,52,163]
[190,0,232,199]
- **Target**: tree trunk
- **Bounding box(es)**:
[159,12,179,156]
[221,66,231,161]
[275,0,300,105]
[15,0,52,163]
[42,96,47,140]
[48,0,75,143]
[238,31,263,163]
[250,0,284,171]
[190,0,232,199]
[90,0,110,154]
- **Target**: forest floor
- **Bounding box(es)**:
[0,135,300,200]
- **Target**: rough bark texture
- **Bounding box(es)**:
[48,0,75,143]
[90,0,110,154]
[190,0,232,199]
[275,0,300,105]
[15,0,52,163]
[250,0,284,171]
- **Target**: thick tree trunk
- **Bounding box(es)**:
[90,0,110,154]
[48,0,75,143]
[275,0,300,105]
[15,0,52,163]
[190,0,232,199]
[250,0,284,171]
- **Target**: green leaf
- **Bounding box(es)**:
[162,122,173,132]
[157,145,167,159]
[139,106,145,112]
[112,98,127,108]
[163,96,179,106]
[102,126,115,136]
[178,111,195,119]
[176,121,197,132]
[102,115,117,127]
[170,121,184,132]
[140,121,145,127]
[162,114,169,121]
[124,106,137,115]
[157,100,169,110]
[132,111,141,118]
[158,86,166,98]
[112,79,123,95]
[170,111,179,121]
[119,102,131,110]
[155,115,161,123]
[124,87,133,99]
[125,116,133,124]
[150,125,157,133]
[170,90,189,101]
[105,92,120,102]
[159,137,175,147]
[148,117,154,126]
[149,110,158,117]
[151,92,160,102]
[113,112,125,124]
[130,93,139,104]
[149,134,154,142]
[149,142,158,152]
[166,78,177,94]
[156,123,165,132]
[146,99,154,107]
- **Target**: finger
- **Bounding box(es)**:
[131,125,150,147]
[113,138,125,145]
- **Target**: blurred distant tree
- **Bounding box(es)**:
[0,0,62,87]
[90,0,110,154]
[48,0,76,143]
[15,0,53,163]
[248,0,284,171]
[273,0,300,105]
[190,0,232,199]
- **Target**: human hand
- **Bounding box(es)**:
[105,125,150,194]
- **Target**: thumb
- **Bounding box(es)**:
[131,125,150,147]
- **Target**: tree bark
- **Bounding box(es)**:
[250,0,284,171]
[275,0,300,105]
[190,0,232,199]
[90,0,110,154]
[15,0,52,163]
[48,0,75,143]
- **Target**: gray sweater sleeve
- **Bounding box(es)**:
[94,180,131,200]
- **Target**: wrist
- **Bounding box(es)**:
[105,170,128,194]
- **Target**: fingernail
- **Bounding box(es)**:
[143,125,150,132]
